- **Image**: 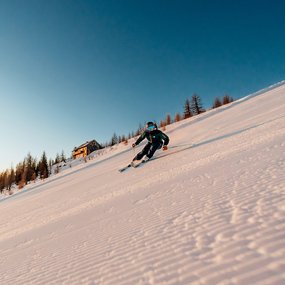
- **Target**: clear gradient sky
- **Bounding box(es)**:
[0,0,285,171]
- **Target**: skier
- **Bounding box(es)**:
[132,121,169,163]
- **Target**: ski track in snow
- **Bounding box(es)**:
[0,83,285,285]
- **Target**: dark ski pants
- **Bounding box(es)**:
[133,142,162,161]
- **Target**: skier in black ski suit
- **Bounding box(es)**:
[132,122,169,162]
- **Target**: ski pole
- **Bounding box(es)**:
[132,145,136,157]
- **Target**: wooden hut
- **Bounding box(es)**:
[72,140,101,159]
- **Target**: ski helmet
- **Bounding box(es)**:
[146,121,156,132]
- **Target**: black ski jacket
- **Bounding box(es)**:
[134,129,169,146]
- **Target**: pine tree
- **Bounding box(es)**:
[165,114,172,125]
[32,157,38,178]
[159,120,165,128]
[15,162,23,185]
[0,172,4,193]
[15,160,26,185]
[7,167,15,190]
[60,150,66,163]
[135,123,144,136]
[175,112,182,122]
[38,151,49,179]
[54,153,60,164]
[3,170,9,190]
[191,94,204,115]
[31,172,37,183]
[19,168,27,189]
[222,95,230,105]
[184,99,192,119]
[222,94,234,105]
[48,159,53,175]
[25,153,36,183]
[213,97,222,109]
[159,120,166,131]
[121,135,128,145]
[111,133,118,146]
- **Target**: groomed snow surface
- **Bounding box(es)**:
[1,83,285,285]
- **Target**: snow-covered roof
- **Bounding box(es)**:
[73,140,99,152]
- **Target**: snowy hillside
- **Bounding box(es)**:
[1,82,285,285]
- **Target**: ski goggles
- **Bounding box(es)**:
[146,125,155,131]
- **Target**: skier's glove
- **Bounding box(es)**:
[132,143,136,148]
[163,145,168,151]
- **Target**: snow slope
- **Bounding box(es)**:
[0,83,285,285]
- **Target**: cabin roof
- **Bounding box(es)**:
[73,140,100,152]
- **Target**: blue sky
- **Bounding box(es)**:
[0,0,285,170]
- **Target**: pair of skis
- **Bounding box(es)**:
[118,158,150,172]
[118,144,194,173]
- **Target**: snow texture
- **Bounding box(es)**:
[0,82,285,285]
